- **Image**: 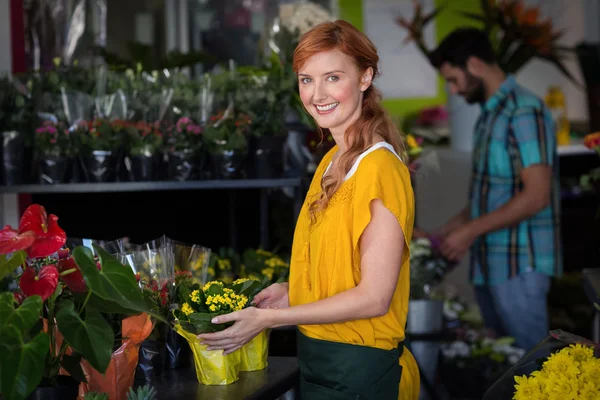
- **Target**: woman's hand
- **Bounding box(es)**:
[197,307,271,355]
[251,282,289,309]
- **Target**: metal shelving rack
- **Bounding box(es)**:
[0,178,306,250]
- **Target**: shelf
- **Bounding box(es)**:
[0,178,303,194]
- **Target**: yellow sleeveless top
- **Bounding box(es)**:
[289,142,420,400]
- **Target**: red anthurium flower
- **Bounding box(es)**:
[18,204,67,258]
[0,226,36,254]
[58,257,87,293]
[19,265,59,301]
[58,248,71,260]
[13,291,25,305]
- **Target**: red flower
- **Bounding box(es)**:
[18,204,67,258]
[19,265,59,301]
[58,257,87,293]
[13,291,25,305]
[0,226,36,254]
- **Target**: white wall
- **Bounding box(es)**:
[515,0,586,121]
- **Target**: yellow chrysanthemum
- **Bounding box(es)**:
[581,357,600,382]
[181,302,194,316]
[543,350,579,378]
[513,375,542,400]
[565,343,594,363]
[190,290,201,304]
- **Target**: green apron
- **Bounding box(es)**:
[297,330,404,400]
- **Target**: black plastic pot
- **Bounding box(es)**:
[210,149,247,180]
[82,150,117,182]
[2,130,25,185]
[167,150,197,181]
[27,376,80,400]
[130,154,155,181]
[38,154,68,184]
[247,135,286,179]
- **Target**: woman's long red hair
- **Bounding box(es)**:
[293,20,409,222]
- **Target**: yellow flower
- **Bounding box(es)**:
[256,248,274,257]
[406,134,419,149]
[565,343,594,363]
[248,273,261,281]
[581,357,600,382]
[261,267,274,281]
[190,290,201,304]
[233,278,250,285]
[265,257,289,268]
[207,267,215,277]
[513,375,542,400]
[181,302,194,316]
[202,280,223,292]
[542,350,579,378]
[217,259,231,270]
[209,304,217,312]
[551,375,579,400]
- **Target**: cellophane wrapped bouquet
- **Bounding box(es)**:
[483,330,600,399]
[172,278,268,385]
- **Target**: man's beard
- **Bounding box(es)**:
[461,72,486,104]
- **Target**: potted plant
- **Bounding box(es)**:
[71,119,126,182]
[127,121,164,181]
[0,204,162,400]
[165,117,203,181]
[203,112,251,180]
[34,119,72,184]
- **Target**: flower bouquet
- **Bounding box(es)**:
[0,204,161,400]
[172,278,266,385]
[482,330,600,399]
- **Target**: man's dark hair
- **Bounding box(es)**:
[429,28,496,69]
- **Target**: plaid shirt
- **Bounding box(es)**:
[469,75,562,286]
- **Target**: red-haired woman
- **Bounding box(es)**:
[199,20,420,399]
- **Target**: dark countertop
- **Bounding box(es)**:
[148,356,298,400]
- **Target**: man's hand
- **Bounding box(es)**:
[440,223,477,261]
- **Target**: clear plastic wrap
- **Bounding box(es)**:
[24,0,107,70]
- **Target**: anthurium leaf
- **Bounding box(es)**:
[0,326,49,400]
[0,250,27,281]
[55,300,114,373]
[72,246,164,321]
[60,352,87,383]
[2,295,42,335]
[0,292,15,330]
[84,292,155,316]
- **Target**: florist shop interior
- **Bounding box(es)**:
[0,1,599,400]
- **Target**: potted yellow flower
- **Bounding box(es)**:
[171,278,266,385]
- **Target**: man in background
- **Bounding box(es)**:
[422,27,562,352]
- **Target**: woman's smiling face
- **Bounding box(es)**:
[297,49,371,136]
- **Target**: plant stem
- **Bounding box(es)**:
[79,291,92,316]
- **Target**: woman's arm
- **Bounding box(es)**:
[264,198,405,327]
[200,199,405,353]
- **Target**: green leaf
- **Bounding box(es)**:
[187,312,230,334]
[0,251,27,281]
[72,246,164,321]
[61,352,87,383]
[1,295,43,335]
[0,327,49,400]
[55,300,114,373]
[232,280,265,304]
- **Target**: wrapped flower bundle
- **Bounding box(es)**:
[172,278,267,385]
